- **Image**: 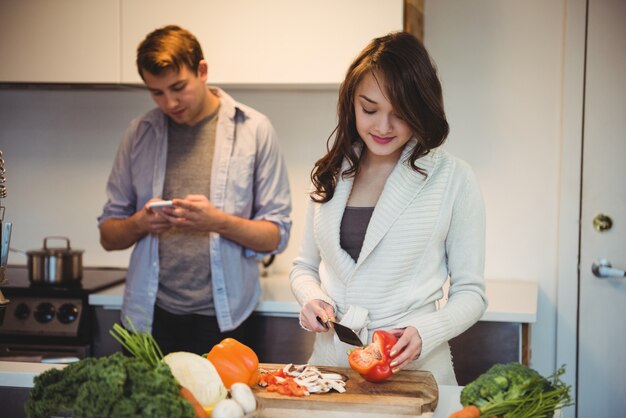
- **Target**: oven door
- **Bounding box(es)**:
[0,341,89,363]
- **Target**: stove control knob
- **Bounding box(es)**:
[34,303,56,324]
[14,303,30,320]
[57,303,79,324]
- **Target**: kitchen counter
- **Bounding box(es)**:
[89,274,538,323]
[89,274,538,373]
[0,360,463,417]
[0,361,67,388]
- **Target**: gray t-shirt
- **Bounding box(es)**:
[340,206,375,262]
[157,110,218,315]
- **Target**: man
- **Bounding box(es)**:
[98,25,291,354]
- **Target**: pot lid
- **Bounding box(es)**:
[27,236,84,256]
[27,247,84,256]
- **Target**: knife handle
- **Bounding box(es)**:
[316,316,330,329]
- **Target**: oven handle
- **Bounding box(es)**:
[40,357,80,364]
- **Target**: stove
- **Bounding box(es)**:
[0,266,125,361]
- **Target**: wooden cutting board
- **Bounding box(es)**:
[253,363,438,417]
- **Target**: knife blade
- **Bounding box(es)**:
[317,316,365,347]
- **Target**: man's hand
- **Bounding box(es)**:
[100,199,173,251]
[142,199,176,233]
[158,194,280,252]
[159,194,221,231]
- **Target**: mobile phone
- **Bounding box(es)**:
[147,200,174,211]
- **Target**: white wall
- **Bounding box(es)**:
[0,86,336,269]
[0,1,567,376]
[424,0,565,376]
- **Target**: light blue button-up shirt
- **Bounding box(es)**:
[98,88,292,332]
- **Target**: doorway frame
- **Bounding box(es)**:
[556,0,586,417]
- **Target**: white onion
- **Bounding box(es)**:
[212,399,245,418]
[230,382,257,413]
[163,351,227,407]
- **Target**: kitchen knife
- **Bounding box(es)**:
[317,316,364,347]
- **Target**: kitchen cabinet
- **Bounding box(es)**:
[449,321,522,385]
[120,0,403,85]
[247,315,315,364]
[92,306,124,358]
[0,386,28,418]
[0,0,120,83]
[0,0,403,85]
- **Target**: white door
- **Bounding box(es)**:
[578,0,626,416]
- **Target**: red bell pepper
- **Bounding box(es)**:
[348,329,398,383]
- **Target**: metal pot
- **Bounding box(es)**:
[27,237,83,284]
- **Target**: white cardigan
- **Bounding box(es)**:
[289,141,487,385]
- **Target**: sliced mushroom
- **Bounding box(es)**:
[328,380,347,393]
[320,373,344,380]
[261,364,347,395]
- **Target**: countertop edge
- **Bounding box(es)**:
[89,275,538,323]
[0,361,67,388]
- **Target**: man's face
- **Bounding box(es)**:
[142,62,209,126]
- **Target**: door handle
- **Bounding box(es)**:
[592,258,626,278]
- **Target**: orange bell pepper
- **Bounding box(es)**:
[205,338,259,388]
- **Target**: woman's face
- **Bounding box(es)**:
[353,71,413,162]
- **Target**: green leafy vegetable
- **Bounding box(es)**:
[25,352,194,418]
[460,362,573,418]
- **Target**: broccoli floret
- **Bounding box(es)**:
[25,353,194,418]
[461,362,545,406]
[460,362,573,418]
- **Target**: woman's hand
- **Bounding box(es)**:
[299,299,335,333]
[387,326,422,372]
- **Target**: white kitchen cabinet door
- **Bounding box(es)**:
[120,0,403,85]
[0,0,120,83]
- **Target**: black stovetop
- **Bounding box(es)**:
[1,265,126,297]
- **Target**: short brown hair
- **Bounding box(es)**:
[136,25,204,80]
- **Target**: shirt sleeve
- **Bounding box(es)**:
[97,119,141,225]
[243,117,292,259]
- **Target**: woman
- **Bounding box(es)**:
[289,32,487,385]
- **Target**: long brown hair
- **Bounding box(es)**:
[310,32,449,203]
[136,25,204,80]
